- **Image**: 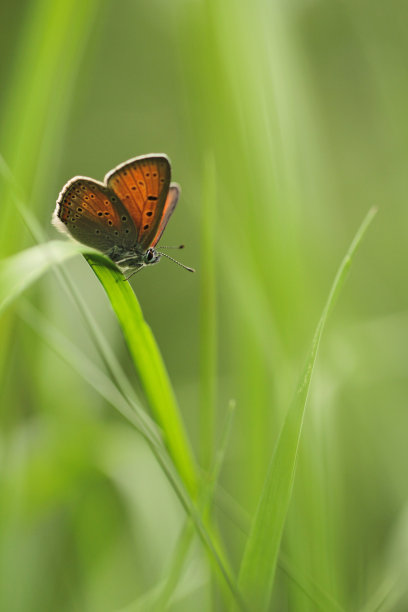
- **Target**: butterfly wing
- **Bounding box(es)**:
[150,184,180,248]
[105,154,171,250]
[53,177,138,252]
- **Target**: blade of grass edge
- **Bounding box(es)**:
[238,207,378,611]
[0,240,89,314]
[360,574,402,612]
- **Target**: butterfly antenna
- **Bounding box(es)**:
[158,251,195,273]
[158,244,185,249]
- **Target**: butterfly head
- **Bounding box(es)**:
[144,247,161,266]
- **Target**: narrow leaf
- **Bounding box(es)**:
[238,208,378,610]
[85,254,198,497]
[0,240,86,314]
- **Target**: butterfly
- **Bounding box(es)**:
[52,154,194,276]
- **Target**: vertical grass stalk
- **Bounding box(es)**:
[199,152,218,471]
[238,207,377,610]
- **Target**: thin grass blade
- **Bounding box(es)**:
[199,152,217,470]
[238,207,378,610]
[0,241,87,314]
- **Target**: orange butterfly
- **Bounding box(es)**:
[52,154,194,275]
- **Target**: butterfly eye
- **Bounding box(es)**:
[146,249,154,262]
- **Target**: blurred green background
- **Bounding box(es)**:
[1,0,408,610]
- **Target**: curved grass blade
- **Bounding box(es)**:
[238,207,378,610]
[84,255,249,607]
[85,253,198,498]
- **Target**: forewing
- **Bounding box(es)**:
[151,183,180,248]
[105,154,171,250]
[53,177,137,252]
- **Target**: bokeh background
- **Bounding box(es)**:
[1,0,408,610]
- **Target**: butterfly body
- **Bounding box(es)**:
[107,244,161,271]
[52,154,183,272]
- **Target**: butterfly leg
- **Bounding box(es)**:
[123,265,144,281]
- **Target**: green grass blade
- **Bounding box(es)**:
[199,152,218,470]
[18,300,162,445]
[203,399,236,514]
[0,241,87,314]
[279,553,345,612]
[150,400,237,611]
[85,254,198,498]
[238,207,378,610]
[84,255,248,606]
[149,520,198,612]
[213,481,347,611]
[0,0,99,257]
[360,575,401,612]
[214,482,347,611]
